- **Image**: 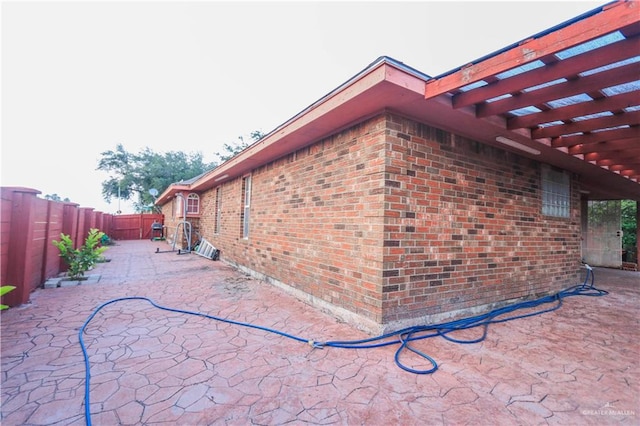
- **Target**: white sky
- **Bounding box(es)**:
[1,0,603,214]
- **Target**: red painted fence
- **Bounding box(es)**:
[110,213,164,240]
[0,187,163,308]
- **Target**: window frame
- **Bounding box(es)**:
[214,187,221,234]
[541,165,571,218]
[241,175,251,239]
[186,193,200,215]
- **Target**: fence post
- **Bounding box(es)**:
[2,187,40,307]
[41,200,66,283]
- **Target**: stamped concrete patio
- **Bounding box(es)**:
[1,240,638,425]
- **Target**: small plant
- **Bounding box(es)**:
[80,228,108,268]
[52,233,84,279]
[52,229,108,280]
[1,285,16,310]
[100,233,115,246]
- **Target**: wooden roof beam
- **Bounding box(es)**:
[533,111,640,139]
[609,163,640,172]
[585,147,640,161]
[569,138,639,155]
[476,62,639,118]
[507,91,639,129]
[424,0,639,100]
[552,126,640,148]
[619,168,639,177]
[452,35,640,109]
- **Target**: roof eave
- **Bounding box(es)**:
[184,57,429,194]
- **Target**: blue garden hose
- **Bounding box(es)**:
[79,265,606,425]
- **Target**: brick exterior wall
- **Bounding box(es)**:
[197,116,389,323]
[381,114,581,326]
[160,112,583,330]
[161,198,201,250]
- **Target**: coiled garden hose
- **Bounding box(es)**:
[79,265,606,425]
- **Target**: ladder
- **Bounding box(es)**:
[194,238,219,260]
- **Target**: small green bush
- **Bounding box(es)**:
[0,285,16,310]
[52,228,108,280]
[81,228,108,268]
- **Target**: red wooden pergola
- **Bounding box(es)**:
[424,0,639,195]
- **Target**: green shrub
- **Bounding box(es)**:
[0,285,16,310]
[81,228,108,268]
[52,228,108,280]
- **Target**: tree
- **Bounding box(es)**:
[97,144,215,211]
[214,131,264,163]
[98,132,265,212]
[43,193,71,202]
[589,199,637,263]
[621,199,637,257]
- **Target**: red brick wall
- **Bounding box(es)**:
[381,114,581,323]
[196,189,217,239]
[160,203,175,244]
[167,112,582,328]
[202,116,389,322]
[160,198,201,249]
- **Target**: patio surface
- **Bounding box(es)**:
[1,240,638,425]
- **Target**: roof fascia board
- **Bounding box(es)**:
[155,184,190,206]
[424,0,638,99]
[188,64,388,190]
[188,59,427,193]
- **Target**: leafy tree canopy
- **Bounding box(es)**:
[98,131,264,212]
[214,131,264,163]
[621,199,637,251]
[97,144,215,211]
[43,193,71,202]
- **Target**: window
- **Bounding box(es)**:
[174,193,200,217]
[186,193,200,214]
[542,165,570,218]
[214,187,221,234]
[241,176,251,238]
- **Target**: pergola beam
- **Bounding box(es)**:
[533,112,640,139]
[476,62,639,118]
[552,127,640,148]
[424,0,639,100]
[452,35,640,109]
[508,92,638,130]
[569,138,638,155]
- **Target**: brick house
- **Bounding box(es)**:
[156,1,640,333]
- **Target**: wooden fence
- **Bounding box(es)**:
[0,187,161,308]
[110,213,164,240]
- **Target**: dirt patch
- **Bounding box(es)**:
[223,276,252,296]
